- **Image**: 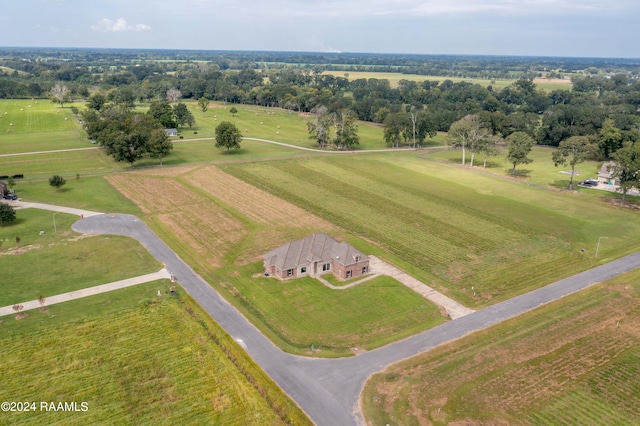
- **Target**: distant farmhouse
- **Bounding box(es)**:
[164,128,178,137]
[598,161,619,186]
[263,233,370,281]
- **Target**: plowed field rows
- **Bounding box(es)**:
[107,173,246,267]
[222,157,585,302]
[184,166,336,230]
[107,175,204,214]
[363,271,640,425]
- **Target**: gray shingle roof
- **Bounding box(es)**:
[263,233,368,271]
[598,161,615,179]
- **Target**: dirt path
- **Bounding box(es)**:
[0,268,171,317]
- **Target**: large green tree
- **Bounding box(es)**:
[383,112,410,148]
[173,103,195,128]
[332,109,359,149]
[611,142,640,203]
[147,128,174,166]
[148,101,177,128]
[197,97,210,113]
[552,136,596,190]
[506,132,535,176]
[597,119,623,159]
[215,121,242,151]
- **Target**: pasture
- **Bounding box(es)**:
[0,290,312,426]
[427,145,603,189]
[0,99,82,136]
[362,268,640,425]
[106,164,445,356]
[0,99,390,179]
[173,101,389,150]
[322,71,573,91]
[222,153,640,307]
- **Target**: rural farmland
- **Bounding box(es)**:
[2,44,640,426]
[362,267,640,425]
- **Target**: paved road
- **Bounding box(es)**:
[0,269,170,317]
[72,214,640,426]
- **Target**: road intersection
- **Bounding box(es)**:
[72,213,640,426]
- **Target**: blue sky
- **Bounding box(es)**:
[2,0,638,58]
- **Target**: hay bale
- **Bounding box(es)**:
[260,122,263,125]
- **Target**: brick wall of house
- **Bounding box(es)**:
[275,266,299,280]
[332,260,370,280]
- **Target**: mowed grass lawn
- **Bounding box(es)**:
[10,175,143,214]
[0,289,311,426]
[0,209,160,306]
[362,268,640,425]
[222,153,640,307]
[216,263,445,357]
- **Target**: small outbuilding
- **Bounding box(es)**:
[263,233,370,281]
[164,128,178,137]
[598,161,619,185]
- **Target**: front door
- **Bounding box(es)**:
[313,262,318,275]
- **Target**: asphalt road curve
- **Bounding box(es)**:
[73,214,640,426]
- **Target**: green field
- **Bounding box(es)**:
[0,289,312,426]
[222,153,640,307]
[0,208,312,425]
[427,145,603,189]
[173,101,389,150]
[0,99,391,179]
[323,71,573,92]
[0,209,160,306]
[0,99,82,135]
[212,263,445,356]
[362,268,640,425]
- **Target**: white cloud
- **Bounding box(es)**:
[92,18,152,32]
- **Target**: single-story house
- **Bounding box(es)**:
[164,128,178,137]
[598,161,620,185]
[263,233,370,281]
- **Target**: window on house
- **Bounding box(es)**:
[362,266,368,274]
[287,269,293,277]
[355,255,360,262]
[322,263,331,271]
[346,270,352,278]
[300,266,307,274]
